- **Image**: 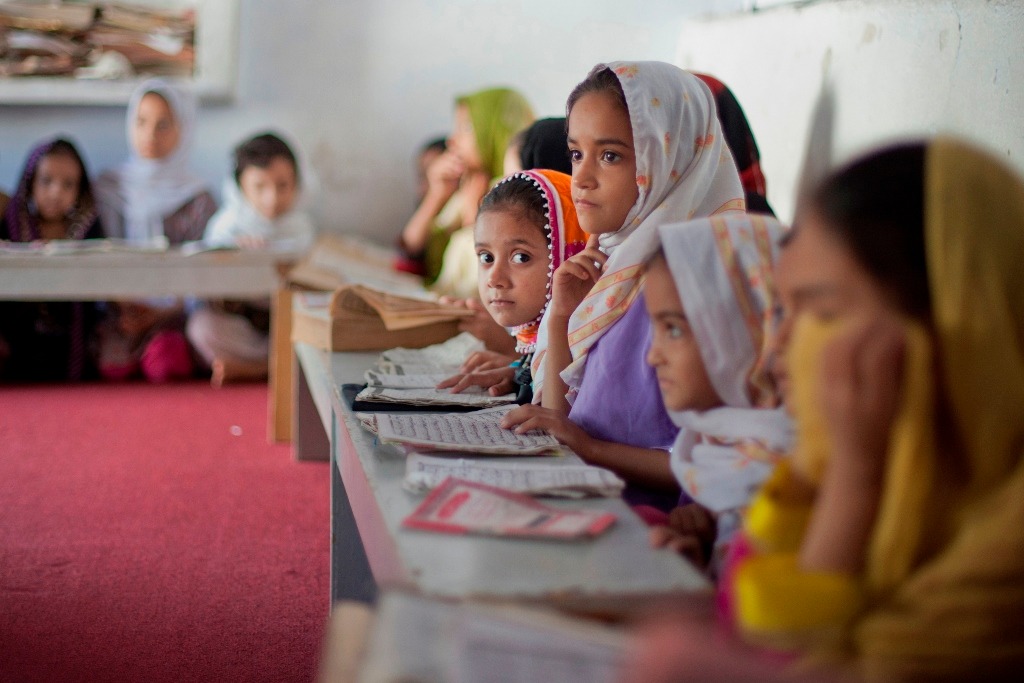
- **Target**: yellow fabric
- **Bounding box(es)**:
[855,138,1024,681]
[743,461,814,555]
[735,138,1024,681]
[735,554,861,635]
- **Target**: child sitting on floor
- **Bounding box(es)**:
[0,138,104,382]
[436,169,585,403]
[187,132,316,385]
[94,79,217,383]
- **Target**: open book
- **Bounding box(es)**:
[291,284,475,352]
[286,234,424,295]
[374,405,561,456]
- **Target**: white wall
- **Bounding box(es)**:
[0,0,736,241]
[676,0,1024,223]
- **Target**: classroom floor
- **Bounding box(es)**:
[0,381,330,683]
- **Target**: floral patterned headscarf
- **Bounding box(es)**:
[532,61,745,402]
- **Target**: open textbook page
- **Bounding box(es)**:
[359,590,626,683]
[374,405,560,455]
[404,453,625,499]
[355,385,515,409]
[402,478,617,540]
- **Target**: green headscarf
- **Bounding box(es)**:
[455,88,535,180]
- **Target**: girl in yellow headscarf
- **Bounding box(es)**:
[398,87,534,292]
[721,137,1024,682]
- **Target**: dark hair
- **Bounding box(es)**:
[233,132,299,185]
[566,65,628,119]
[477,175,548,240]
[518,118,571,175]
[28,139,92,208]
[420,136,447,157]
[804,142,930,319]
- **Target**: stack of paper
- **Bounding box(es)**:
[374,332,483,374]
[355,385,515,409]
[374,406,560,456]
[359,591,627,683]
[364,370,451,390]
[404,453,626,498]
[351,333,503,408]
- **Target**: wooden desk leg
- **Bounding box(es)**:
[294,348,330,462]
[331,425,378,606]
[267,287,294,443]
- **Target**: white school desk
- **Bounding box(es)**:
[0,247,282,300]
[0,247,293,441]
[292,341,710,610]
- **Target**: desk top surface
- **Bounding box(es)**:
[296,342,710,606]
[0,247,289,299]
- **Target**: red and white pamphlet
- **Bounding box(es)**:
[402,477,617,540]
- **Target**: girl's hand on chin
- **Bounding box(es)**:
[425,151,464,199]
[820,313,906,484]
[549,234,608,319]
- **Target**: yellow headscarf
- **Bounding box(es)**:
[736,138,1024,681]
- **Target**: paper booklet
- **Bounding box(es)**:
[355,385,516,409]
[402,478,617,540]
[404,453,626,499]
[363,370,452,389]
[374,405,560,455]
[359,590,626,683]
[376,332,484,368]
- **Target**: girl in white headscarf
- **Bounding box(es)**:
[95,78,215,244]
[93,79,216,382]
[645,215,793,573]
[503,62,745,510]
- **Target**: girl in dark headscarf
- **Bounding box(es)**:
[0,138,103,382]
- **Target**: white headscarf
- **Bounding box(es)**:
[531,61,745,401]
[204,177,316,252]
[95,78,209,243]
[660,215,793,561]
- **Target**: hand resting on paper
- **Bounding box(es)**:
[502,404,679,492]
[437,366,516,396]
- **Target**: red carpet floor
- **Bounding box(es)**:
[0,382,330,683]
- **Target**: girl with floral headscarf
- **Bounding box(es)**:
[644,215,792,573]
[503,62,745,511]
